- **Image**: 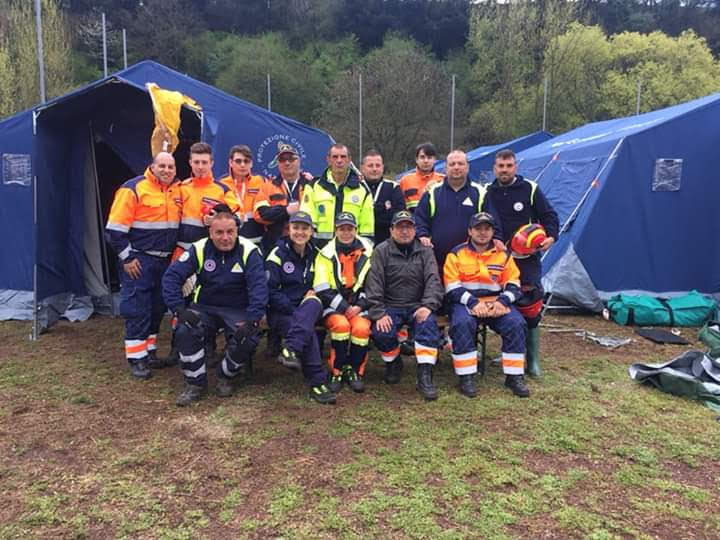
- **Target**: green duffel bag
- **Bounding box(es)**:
[608,290,717,327]
[699,321,720,358]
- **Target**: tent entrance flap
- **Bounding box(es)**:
[84,126,111,299]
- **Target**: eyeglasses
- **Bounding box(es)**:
[233,158,252,164]
[278,156,298,163]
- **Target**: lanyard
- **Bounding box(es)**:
[283,178,299,202]
[372,180,384,204]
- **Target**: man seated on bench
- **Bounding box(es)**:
[443,212,530,399]
[365,210,443,401]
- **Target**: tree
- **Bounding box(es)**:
[316,35,452,172]
[466,0,582,143]
[0,0,73,116]
[542,24,720,131]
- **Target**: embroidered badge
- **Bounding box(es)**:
[514,202,524,212]
[351,195,359,203]
[385,200,392,210]
[283,262,295,274]
[462,197,473,206]
[203,259,216,272]
[318,204,325,214]
[179,251,190,262]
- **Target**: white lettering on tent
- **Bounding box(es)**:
[255,134,309,177]
[550,118,664,149]
[2,154,32,187]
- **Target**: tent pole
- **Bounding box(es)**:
[32,162,39,341]
[89,123,112,298]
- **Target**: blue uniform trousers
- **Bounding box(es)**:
[449,303,527,376]
[372,307,441,365]
[268,298,327,386]
[119,253,169,364]
[175,304,259,386]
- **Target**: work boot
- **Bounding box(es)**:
[216,375,234,398]
[278,347,301,370]
[505,374,530,398]
[130,360,152,380]
[147,350,175,369]
[384,357,403,385]
[459,374,477,398]
[526,327,541,378]
[400,340,415,356]
[328,373,343,393]
[309,383,337,405]
[176,383,206,406]
[343,365,365,393]
[416,364,438,401]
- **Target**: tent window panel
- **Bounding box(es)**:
[2,153,32,187]
[652,159,682,192]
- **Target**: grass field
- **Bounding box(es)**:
[1,314,718,539]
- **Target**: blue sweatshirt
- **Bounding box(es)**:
[265,237,318,314]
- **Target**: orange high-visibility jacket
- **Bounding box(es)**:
[399,169,445,210]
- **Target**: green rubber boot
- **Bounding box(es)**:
[526,326,541,378]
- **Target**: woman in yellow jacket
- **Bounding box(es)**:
[313,212,373,393]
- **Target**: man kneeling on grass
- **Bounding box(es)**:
[365,210,444,400]
[162,206,268,406]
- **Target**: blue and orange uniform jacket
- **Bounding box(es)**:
[176,174,240,252]
[219,173,266,244]
[443,241,521,309]
[253,174,308,249]
[105,167,181,260]
[399,169,445,211]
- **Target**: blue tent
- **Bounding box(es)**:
[0,61,334,328]
[435,131,554,183]
[516,93,720,311]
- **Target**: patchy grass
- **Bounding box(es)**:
[1,314,719,537]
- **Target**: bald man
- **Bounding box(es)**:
[414,149,503,269]
[106,152,182,379]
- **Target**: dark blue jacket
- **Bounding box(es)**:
[265,237,318,314]
[486,175,559,243]
[414,179,503,268]
[364,178,406,245]
[162,236,268,321]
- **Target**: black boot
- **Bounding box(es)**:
[459,374,477,398]
[416,364,438,401]
[216,375,234,398]
[147,350,175,369]
[384,357,403,385]
[130,359,152,380]
[176,383,206,406]
[505,374,530,398]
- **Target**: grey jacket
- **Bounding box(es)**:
[365,238,444,320]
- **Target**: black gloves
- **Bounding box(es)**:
[176,308,202,328]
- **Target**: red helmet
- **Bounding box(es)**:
[511,224,547,258]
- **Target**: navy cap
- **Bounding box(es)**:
[275,142,299,159]
[335,212,357,228]
[469,212,495,228]
[289,210,313,227]
[391,210,415,226]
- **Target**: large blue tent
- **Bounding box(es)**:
[516,93,720,311]
[0,61,334,328]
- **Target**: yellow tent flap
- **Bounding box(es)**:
[146,82,201,156]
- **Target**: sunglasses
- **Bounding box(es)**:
[233,158,252,164]
[278,156,298,163]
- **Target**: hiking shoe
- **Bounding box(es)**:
[384,357,403,385]
[343,366,365,393]
[328,374,343,393]
[278,348,301,370]
[309,383,336,404]
[416,364,438,401]
[505,375,530,398]
[459,374,477,398]
[130,360,152,380]
[216,376,234,398]
[176,383,206,406]
[147,350,175,369]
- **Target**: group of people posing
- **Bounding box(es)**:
[106,140,558,406]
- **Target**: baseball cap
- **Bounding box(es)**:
[275,142,299,160]
[469,212,495,228]
[335,212,357,228]
[391,210,415,226]
[289,211,313,227]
